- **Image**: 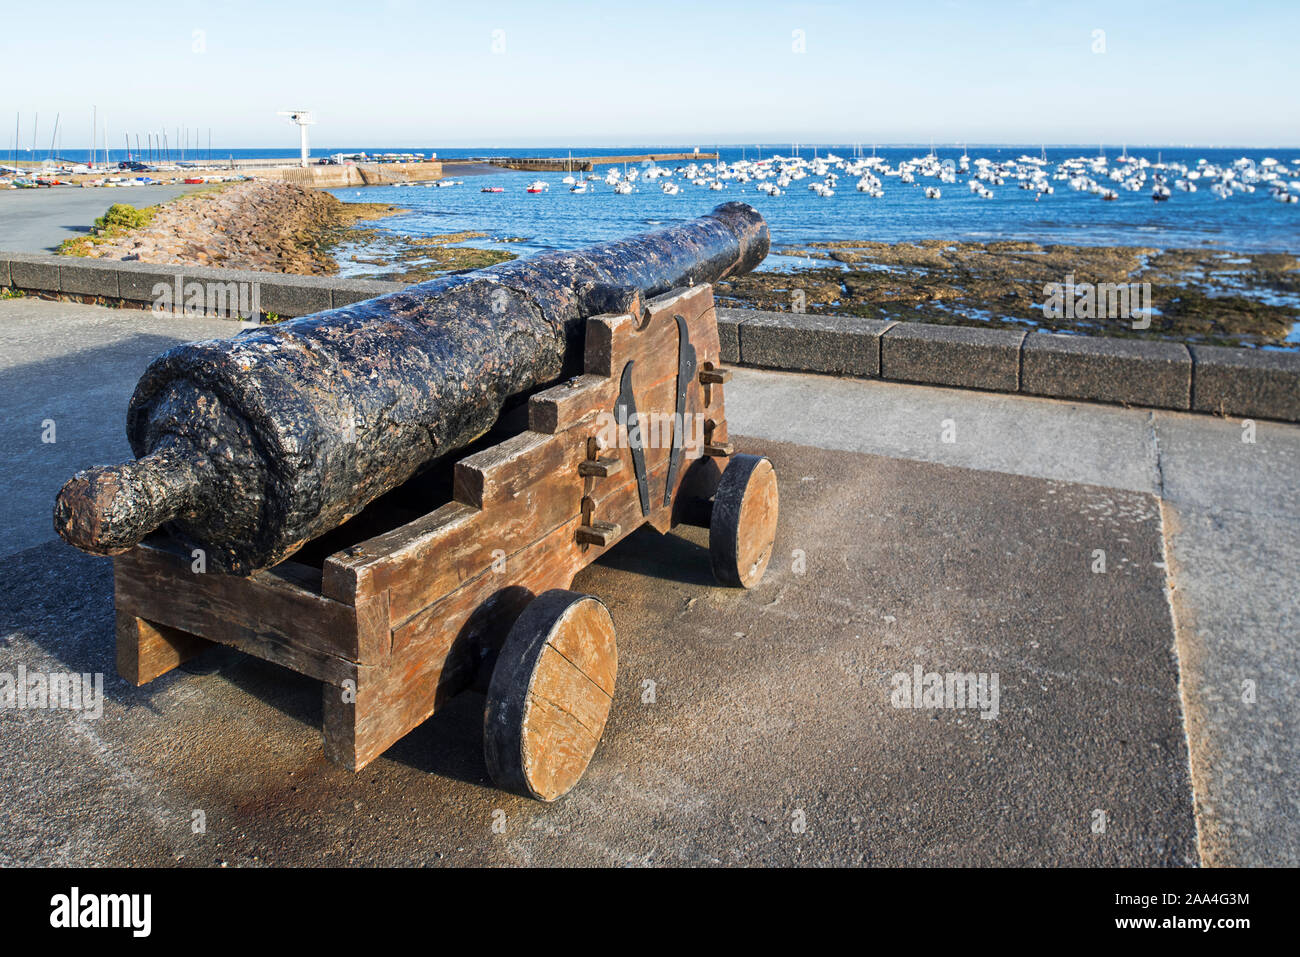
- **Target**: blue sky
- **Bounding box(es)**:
[2,0,1296,147]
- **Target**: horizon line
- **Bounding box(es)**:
[23,141,1300,152]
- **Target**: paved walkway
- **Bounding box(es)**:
[728,367,1300,867]
[0,297,1294,865]
[0,185,204,252]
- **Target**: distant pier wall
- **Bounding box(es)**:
[484,152,719,172]
[245,161,445,188]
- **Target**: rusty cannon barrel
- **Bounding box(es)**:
[54,202,769,574]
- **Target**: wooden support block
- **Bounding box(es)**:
[576,520,621,547]
[578,456,623,478]
[321,683,362,770]
[703,443,734,457]
[116,611,213,686]
[698,367,732,384]
[322,674,409,773]
[115,543,362,684]
[528,374,615,434]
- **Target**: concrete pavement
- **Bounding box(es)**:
[0,185,204,252]
[0,298,237,557]
[0,297,1294,865]
[728,367,1300,867]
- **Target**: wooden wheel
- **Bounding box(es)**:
[709,454,779,588]
[483,589,618,801]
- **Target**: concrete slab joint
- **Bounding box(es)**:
[7,252,62,292]
[0,252,409,320]
[1189,344,1300,422]
[715,311,741,364]
[881,323,1025,393]
[1022,333,1193,411]
[58,260,122,298]
[722,307,894,377]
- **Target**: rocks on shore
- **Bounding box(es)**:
[715,240,1300,349]
[337,230,517,282]
[67,180,403,275]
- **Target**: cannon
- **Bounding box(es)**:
[64,206,781,800]
[54,202,769,575]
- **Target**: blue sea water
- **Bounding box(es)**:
[316,146,1300,263]
[36,142,1294,255]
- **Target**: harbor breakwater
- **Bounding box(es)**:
[247,160,444,189]
[486,152,719,172]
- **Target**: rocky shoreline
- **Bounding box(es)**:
[333,229,519,283]
[716,240,1299,349]
[59,180,405,275]
[58,179,518,281]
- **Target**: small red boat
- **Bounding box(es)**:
[183,177,205,184]
[480,187,504,193]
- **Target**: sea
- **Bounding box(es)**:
[32,143,1298,260]
[312,145,1299,268]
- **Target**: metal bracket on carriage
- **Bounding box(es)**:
[575,497,621,548]
[523,283,730,544]
[615,359,652,516]
[702,418,733,458]
[662,314,698,508]
[577,434,623,479]
[575,430,625,549]
[697,362,731,408]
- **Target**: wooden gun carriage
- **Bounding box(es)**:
[112,284,779,800]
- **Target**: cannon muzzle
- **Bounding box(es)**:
[55,448,203,555]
